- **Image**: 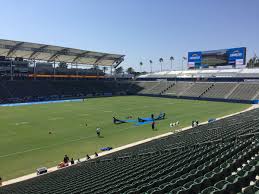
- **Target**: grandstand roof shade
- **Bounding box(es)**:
[0,39,124,67]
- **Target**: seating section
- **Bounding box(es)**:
[136,81,160,94]
[137,81,259,101]
[0,83,11,98]
[1,80,259,103]
[163,82,193,96]
[180,82,213,97]
[2,108,259,194]
[201,83,238,99]
[136,81,174,95]
[0,80,142,103]
[147,82,174,95]
[228,83,259,100]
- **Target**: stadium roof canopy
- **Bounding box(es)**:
[0,39,124,67]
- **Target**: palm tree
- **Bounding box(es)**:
[149,60,153,73]
[159,58,163,71]
[170,56,174,70]
[126,67,135,74]
[139,62,143,72]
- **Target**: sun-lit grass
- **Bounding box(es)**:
[0,96,249,180]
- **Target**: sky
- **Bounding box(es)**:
[0,0,258,72]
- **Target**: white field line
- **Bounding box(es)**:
[14,122,29,126]
[79,113,89,116]
[2,104,257,187]
[48,117,64,121]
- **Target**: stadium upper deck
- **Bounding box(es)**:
[138,68,259,79]
[0,39,124,66]
[0,39,125,79]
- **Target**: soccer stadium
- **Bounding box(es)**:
[1,1,259,194]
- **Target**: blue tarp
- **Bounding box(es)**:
[135,120,153,126]
[140,117,153,121]
[114,112,165,126]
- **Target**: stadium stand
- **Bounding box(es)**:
[138,68,259,79]
[0,83,11,99]
[135,80,259,102]
[228,83,259,101]
[179,82,213,97]
[1,108,259,194]
[163,82,193,97]
[136,81,159,94]
[145,81,173,95]
[200,83,238,99]
[0,80,142,104]
[1,79,259,104]
[137,81,173,95]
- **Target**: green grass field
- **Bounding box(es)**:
[0,96,249,180]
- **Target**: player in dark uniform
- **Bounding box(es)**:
[152,121,155,130]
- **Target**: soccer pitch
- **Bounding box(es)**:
[0,96,249,180]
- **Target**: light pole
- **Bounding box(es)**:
[10,60,13,80]
[182,57,187,71]
[53,60,56,80]
[33,60,36,80]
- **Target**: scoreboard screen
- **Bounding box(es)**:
[188,47,246,68]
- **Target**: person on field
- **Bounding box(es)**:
[163,113,166,119]
[86,154,91,160]
[71,158,74,165]
[95,152,99,157]
[64,155,69,164]
[96,127,101,137]
[152,121,155,130]
[196,120,199,126]
[192,120,199,127]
